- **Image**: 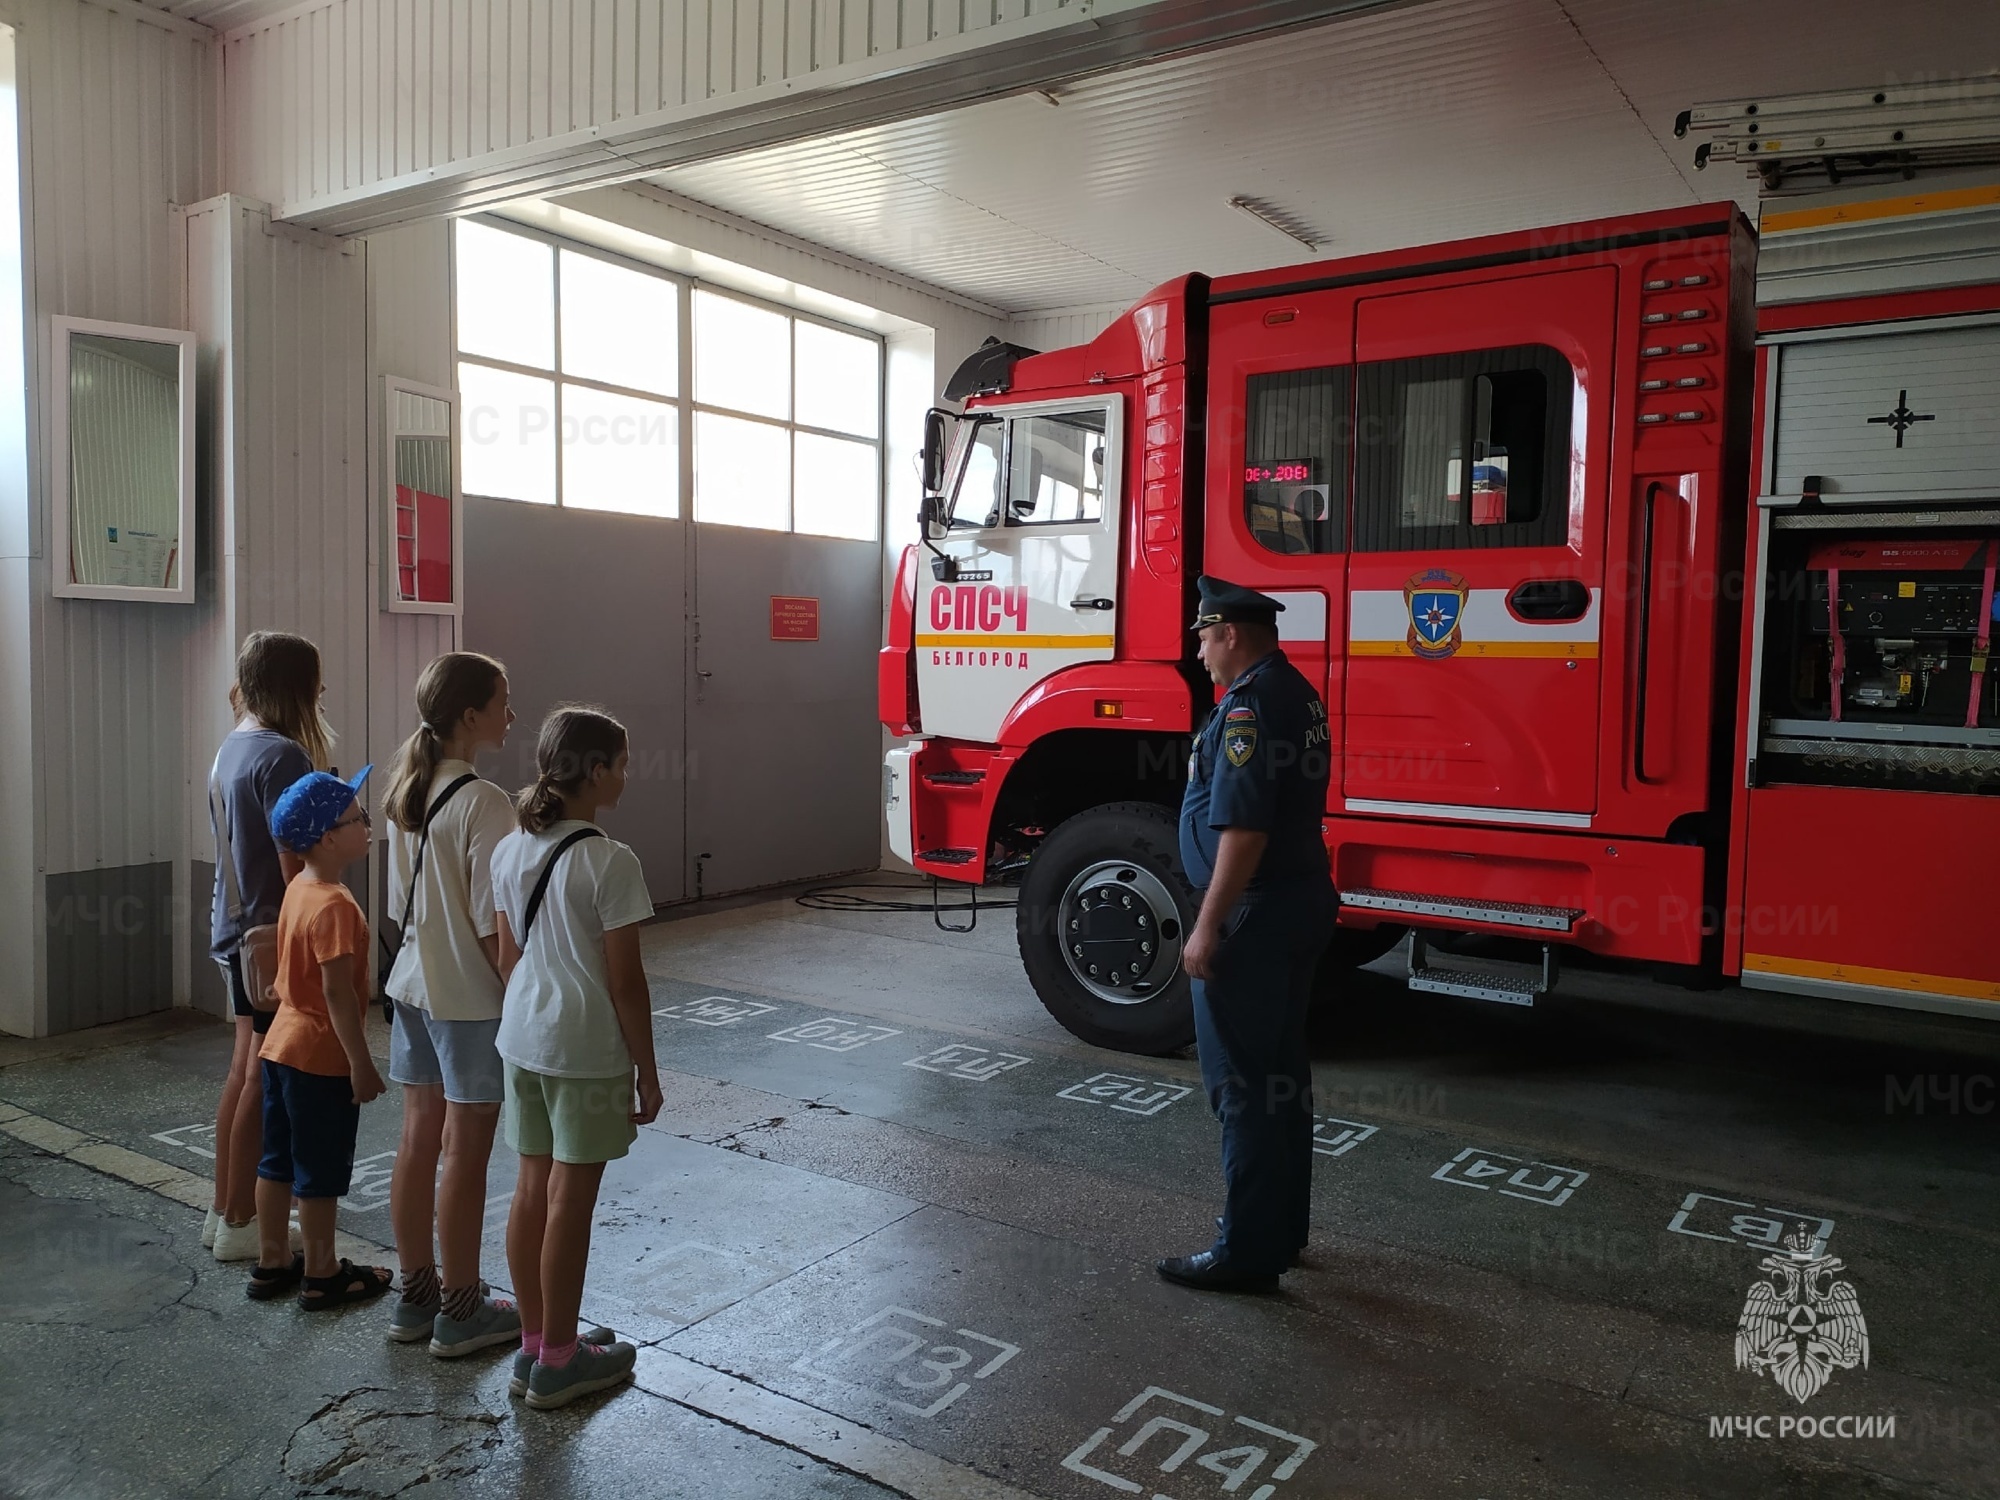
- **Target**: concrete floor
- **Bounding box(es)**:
[4,884,1999,1499]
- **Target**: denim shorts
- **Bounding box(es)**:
[388,1001,505,1105]
[257,1060,360,1198]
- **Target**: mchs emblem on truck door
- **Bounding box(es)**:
[1404,568,1469,659]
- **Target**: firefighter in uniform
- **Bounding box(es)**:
[1159,576,1340,1293]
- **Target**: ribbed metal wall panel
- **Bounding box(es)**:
[181,196,369,955]
[228,207,371,779]
[18,0,219,880]
[363,217,459,820]
[222,0,1081,214]
[1008,303,1122,353]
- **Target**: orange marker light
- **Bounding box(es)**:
[1094,700,1123,718]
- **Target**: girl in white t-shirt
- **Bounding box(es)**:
[493,706,661,1410]
[381,652,522,1356]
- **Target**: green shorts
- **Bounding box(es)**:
[503,1063,637,1165]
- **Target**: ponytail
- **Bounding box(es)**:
[385,652,507,831]
[516,706,628,833]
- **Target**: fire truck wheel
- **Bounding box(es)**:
[1017,802,1197,1055]
[1311,923,1408,1011]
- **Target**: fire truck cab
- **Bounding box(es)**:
[880,187,1999,1055]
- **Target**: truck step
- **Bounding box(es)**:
[918,847,978,865]
[1406,932,1556,1008]
[922,770,986,787]
[1343,886,1583,934]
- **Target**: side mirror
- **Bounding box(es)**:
[922,409,949,497]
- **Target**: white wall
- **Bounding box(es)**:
[0,0,219,1035]
[363,217,458,845]
[181,195,370,1014]
[214,0,1328,233]
[0,3,1012,1031]
[225,0,1093,220]
[0,21,34,1036]
[1008,302,1125,353]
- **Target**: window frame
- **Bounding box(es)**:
[49,315,198,604]
[1000,408,1112,529]
[382,375,462,617]
[1352,342,1575,554]
[451,217,887,542]
[1240,363,1354,558]
[689,284,886,538]
[942,396,1125,537]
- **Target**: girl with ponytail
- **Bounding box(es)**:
[379,653,526,1356]
[491,706,659,1409]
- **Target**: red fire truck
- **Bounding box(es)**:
[879,176,2000,1055]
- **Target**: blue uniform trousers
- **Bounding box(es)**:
[1192,879,1339,1274]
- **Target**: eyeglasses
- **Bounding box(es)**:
[334,807,371,830]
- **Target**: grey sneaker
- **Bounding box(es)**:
[387,1296,440,1343]
[429,1295,522,1358]
[510,1326,616,1397]
[524,1339,637,1410]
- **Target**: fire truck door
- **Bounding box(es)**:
[1343,269,1614,823]
[915,397,1125,744]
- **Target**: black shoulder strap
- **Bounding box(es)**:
[380,773,480,972]
[520,827,605,945]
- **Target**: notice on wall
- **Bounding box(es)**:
[771,595,820,641]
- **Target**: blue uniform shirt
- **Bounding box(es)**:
[1178,649,1332,891]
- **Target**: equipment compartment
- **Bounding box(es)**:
[1756,519,2000,794]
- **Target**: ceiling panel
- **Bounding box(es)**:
[134,0,311,32]
[643,0,2000,316]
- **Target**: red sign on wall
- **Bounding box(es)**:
[770,595,820,641]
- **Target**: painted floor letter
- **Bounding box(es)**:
[793,1305,1020,1418]
[1061,1384,1317,1498]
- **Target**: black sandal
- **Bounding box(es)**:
[246,1253,305,1301]
[298,1258,394,1312]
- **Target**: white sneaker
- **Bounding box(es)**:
[212,1217,261,1262]
[202,1207,220,1249]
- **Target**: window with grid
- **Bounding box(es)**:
[453,220,883,542]
[693,289,882,541]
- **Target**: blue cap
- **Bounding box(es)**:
[1190,575,1285,630]
[270,766,372,853]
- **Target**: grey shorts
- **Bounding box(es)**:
[388,1001,505,1105]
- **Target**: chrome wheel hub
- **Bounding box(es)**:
[1057,860,1184,1005]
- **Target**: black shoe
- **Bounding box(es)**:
[1214,1218,1304,1270]
[1156,1250,1280,1294]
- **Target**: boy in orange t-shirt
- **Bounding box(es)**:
[249,767,396,1309]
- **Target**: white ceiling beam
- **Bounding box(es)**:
[235,0,1411,236]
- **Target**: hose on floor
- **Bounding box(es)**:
[794,879,1018,914]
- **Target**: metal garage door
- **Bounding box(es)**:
[686,526,883,898]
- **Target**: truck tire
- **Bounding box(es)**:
[1017,802,1197,1055]
[1311,922,1407,1012]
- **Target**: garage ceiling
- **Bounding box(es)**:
[643,0,2000,317]
[134,0,304,29]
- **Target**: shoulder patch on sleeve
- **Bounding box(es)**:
[1223,706,1259,767]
